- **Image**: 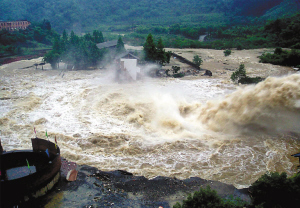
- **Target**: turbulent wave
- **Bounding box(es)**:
[199,74,300,134]
[87,74,300,138]
[1,61,299,188]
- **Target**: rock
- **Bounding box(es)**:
[203,70,212,76]
[26,159,251,207]
[66,169,78,181]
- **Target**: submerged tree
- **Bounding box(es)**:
[224,49,231,56]
[231,64,263,84]
[43,37,61,69]
[43,50,60,69]
[230,63,247,82]
[193,55,203,68]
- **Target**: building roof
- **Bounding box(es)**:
[96,40,118,49]
[0,20,30,22]
[120,52,139,60]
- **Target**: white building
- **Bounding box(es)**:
[116,53,141,81]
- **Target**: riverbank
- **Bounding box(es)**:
[0,49,50,65]
[25,158,250,208]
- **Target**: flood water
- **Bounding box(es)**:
[1,59,300,188]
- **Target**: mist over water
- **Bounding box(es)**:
[1,60,299,188]
[200,74,300,134]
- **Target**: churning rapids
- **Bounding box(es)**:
[1,58,300,189]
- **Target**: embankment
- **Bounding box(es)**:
[27,159,251,208]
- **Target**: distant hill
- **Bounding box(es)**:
[0,0,299,33]
[230,0,284,16]
[261,0,300,19]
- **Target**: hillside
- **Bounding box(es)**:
[1,0,299,33]
[262,0,300,19]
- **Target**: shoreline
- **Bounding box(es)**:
[32,158,251,208]
[0,49,50,65]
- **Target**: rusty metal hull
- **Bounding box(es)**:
[0,138,61,207]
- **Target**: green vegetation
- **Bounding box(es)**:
[173,185,248,208]
[193,55,203,68]
[2,0,300,69]
[0,0,262,32]
[143,33,171,65]
[1,1,298,37]
[224,49,231,56]
[231,64,263,84]
[259,47,300,66]
[43,30,106,69]
[0,20,58,56]
[143,34,158,63]
[208,12,300,50]
[174,172,300,208]
[250,172,300,208]
[230,64,247,83]
[165,66,185,78]
[2,0,297,33]
[172,66,185,78]
[116,36,126,55]
[2,0,300,54]
[121,11,300,50]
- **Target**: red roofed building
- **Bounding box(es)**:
[0,20,31,31]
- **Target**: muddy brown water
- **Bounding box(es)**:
[1,49,299,191]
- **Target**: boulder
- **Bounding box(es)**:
[203,70,212,76]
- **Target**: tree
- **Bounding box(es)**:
[173,186,222,208]
[274,47,283,55]
[193,55,203,68]
[231,64,263,84]
[43,50,60,69]
[44,30,105,69]
[172,66,180,74]
[170,24,181,35]
[70,31,79,46]
[156,37,167,65]
[62,30,68,43]
[230,64,246,82]
[143,34,171,66]
[171,66,184,78]
[143,33,157,62]
[33,27,46,43]
[250,172,300,208]
[43,37,61,69]
[116,35,126,55]
[84,33,93,42]
[52,37,61,53]
[41,19,51,31]
[93,30,104,44]
[61,30,68,52]
[173,185,248,208]
[224,49,231,56]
